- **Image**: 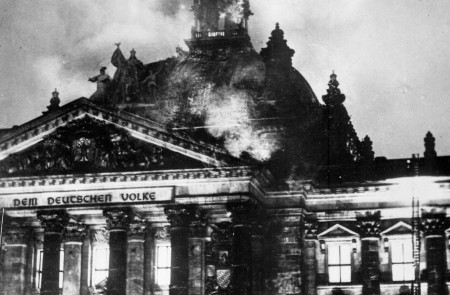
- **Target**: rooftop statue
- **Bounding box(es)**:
[111,44,145,104]
[88,67,111,103]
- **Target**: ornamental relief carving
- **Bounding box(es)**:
[91,228,110,244]
[421,209,447,236]
[103,208,133,230]
[356,211,381,238]
[0,117,199,177]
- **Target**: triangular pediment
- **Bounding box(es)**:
[380,221,412,236]
[317,224,359,239]
[0,98,241,177]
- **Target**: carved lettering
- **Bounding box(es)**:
[11,189,165,208]
[13,198,37,207]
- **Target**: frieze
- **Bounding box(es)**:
[3,187,173,209]
[0,167,254,189]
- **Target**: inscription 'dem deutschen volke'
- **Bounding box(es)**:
[13,191,157,207]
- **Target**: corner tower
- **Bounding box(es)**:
[185,0,253,53]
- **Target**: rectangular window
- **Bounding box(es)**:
[155,244,171,285]
[92,246,109,289]
[36,249,64,289]
[391,239,414,281]
[328,243,351,283]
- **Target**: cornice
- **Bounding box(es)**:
[0,166,256,189]
[0,98,239,167]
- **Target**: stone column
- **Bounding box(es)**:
[144,227,160,295]
[227,202,252,295]
[24,229,36,295]
[1,224,31,295]
[38,210,69,295]
[126,219,146,295]
[251,210,264,295]
[103,208,132,295]
[303,218,318,295]
[164,205,199,295]
[80,228,91,295]
[62,223,86,295]
[188,217,206,295]
[357,211,381,295]
[421,210,447,295]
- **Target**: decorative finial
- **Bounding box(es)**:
[322,71,346,105]
[424,131,437,159]
[130,48,136,57]
[330,70,337,79]
[275,22,280,30]
[43,88,61,115]
[115,42,121,48]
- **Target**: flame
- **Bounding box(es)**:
[225,0,245,24]
[203,87,280,161]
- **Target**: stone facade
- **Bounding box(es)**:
[1,1,450,295]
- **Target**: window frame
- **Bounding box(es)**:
[326,241,353,284]
[90,245,110,290]
[35,248,64,291]
[154,241,171,286]
[388,236,414,282]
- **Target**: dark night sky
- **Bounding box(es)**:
[0,0,449,159]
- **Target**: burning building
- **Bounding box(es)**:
[0,1,450,295]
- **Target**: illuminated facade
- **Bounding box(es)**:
[1,1,450,295]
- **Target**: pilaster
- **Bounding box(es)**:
[38,210,69,295]
[164,205,199,295]
[1,224,31,295]
[62,222,86,295]
[189,215,207,295]
[357,211,381,295]
[303,217,318,295]
[126,218,146,295]
[227,202,252,295]
[421,209,447,295]
[264,209,302,295]
[103,208,132,295]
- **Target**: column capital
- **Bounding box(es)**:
[421,209,447,236]
[90,227,110,244]
[356,211,381,238]
[128,218,147,240]
[103,208,133,230]
[227,201,258,225]
[164,204,199,227]
[37,210,69,234]
[210,222,233,244]
[153,226,171,240]
[64,222,87,242]
[304,217,318,240]
[3,224,32,245]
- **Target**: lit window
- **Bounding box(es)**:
[36,249,64,289]
[328,243,351,283]
[155,244,171,285]
[92,246,109,289]
[391,239,414,281]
